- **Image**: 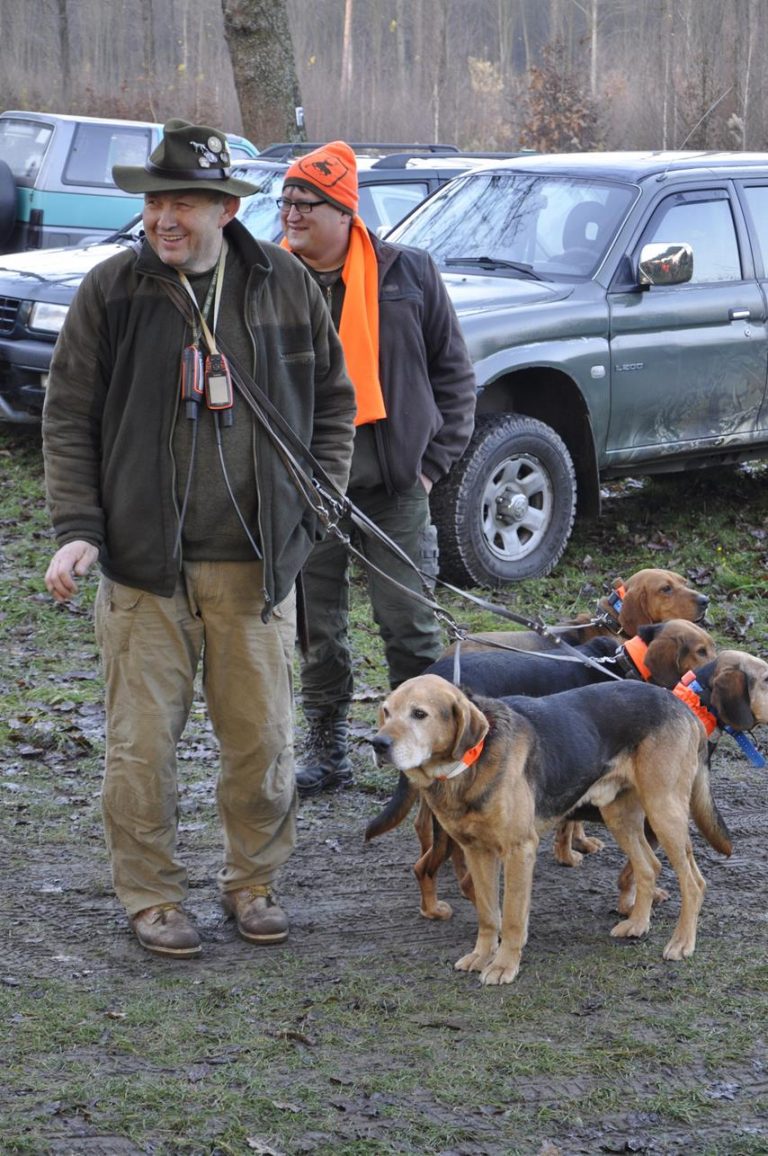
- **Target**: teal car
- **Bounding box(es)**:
[0,110,259,252]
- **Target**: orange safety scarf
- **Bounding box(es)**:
[282,215,386,426]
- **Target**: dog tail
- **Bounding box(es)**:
[364,772,418,841]
[690,757,733,857]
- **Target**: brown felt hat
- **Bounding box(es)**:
[112,118,259,197]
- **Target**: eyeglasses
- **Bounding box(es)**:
[275,196,327,215]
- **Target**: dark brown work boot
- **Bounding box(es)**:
[131,903,202,958]
[222,885,289,944]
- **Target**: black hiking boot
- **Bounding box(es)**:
[296,714,353,797]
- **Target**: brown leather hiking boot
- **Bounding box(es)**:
[222,885,289,944]
[131,903,202,958]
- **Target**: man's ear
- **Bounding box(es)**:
[221,195,240,225]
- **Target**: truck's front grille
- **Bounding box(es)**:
[0,296,21,335]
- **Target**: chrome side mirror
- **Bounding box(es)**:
[638,242,693,286]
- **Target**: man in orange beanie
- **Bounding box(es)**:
[280,141,476,795]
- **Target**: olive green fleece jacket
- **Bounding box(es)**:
[42,220,356,613]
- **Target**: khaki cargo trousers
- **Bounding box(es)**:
[94,561,297,917]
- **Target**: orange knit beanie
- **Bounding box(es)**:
[283,140,359,213]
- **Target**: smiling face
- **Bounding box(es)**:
[280,188,353,271]
[142,189,239,274]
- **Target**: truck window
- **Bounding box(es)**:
[0,117,53,185]
[740,185,768,276]
[641,194,741,283]
[63,123,153,188]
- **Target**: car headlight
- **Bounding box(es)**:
[28,302,69,334]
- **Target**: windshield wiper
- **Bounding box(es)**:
[444,255,543,280]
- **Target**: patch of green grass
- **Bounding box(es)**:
[4,427,768,1154]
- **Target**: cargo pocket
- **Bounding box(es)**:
[418,523,440,589]
[94,578,145,657]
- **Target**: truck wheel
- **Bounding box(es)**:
[0,160,16,250]
[431,413,577,586]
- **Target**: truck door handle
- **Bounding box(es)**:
[729,308,751,320]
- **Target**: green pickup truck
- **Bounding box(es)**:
[0,110,258,252]
[389,151,768,585]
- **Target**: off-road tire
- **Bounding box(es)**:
[431,413,577,587]
[0,160,16,251]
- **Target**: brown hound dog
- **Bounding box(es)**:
[441,567,709,656]
[608,649,768,913]
[371,674,731,986]
[366,619,717,919]
[441,566,709,870]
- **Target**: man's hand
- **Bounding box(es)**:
[420,473,433,495]
[45,540,99,602]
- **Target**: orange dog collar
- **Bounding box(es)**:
[434,738,486,781]
[620,635,652,681]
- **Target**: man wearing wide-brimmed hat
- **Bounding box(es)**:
[42,120,356,958]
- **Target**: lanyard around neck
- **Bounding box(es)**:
[177,239,228,354]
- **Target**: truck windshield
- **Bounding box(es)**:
[390,171,635,278]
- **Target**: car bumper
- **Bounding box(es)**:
[0,337,52,422]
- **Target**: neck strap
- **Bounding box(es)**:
[177,239,228,353]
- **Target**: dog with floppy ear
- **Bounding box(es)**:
[371,674,731,986]
[606,649,768,914]
[441,567,709,656]
[366,619,717,919]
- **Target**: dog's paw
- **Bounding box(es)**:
[573,834,605,855]
[455,949,495,973]
[480,950,521,986]
[663,931,696,960]
[420,900,453,920]
[554,845,584,868]
[610,915,651,940]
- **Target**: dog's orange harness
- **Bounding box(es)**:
[434,738,486,781]
[672,671,719,735]
[672,671,766,765]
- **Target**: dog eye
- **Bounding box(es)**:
[411,708,428,720]
[660,584,672,593]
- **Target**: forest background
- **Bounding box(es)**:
[0,0,766,156]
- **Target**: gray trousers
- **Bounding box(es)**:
[300,482,443,714]
[94,562,297,916]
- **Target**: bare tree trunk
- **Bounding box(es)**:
[432,0,448,142]
[141,0,157,122]
[221,0,304,147]
[589,0,597,97]
[340,0,353,136]
[740,0,757,149]
[58,0,71,105]
[661,0,672,149]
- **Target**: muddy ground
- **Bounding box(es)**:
[4,705,768,1154]
[3,427,768,1153]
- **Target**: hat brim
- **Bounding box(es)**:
[112,164,259,197]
